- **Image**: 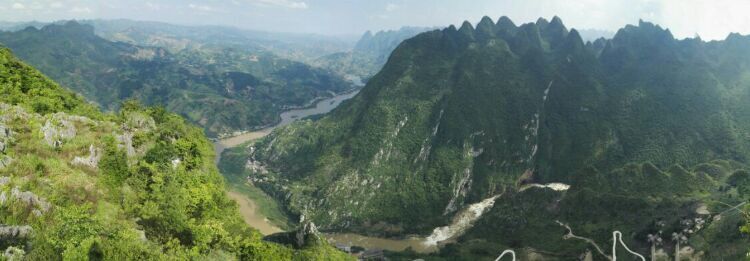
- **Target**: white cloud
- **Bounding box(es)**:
[385,3,398,12]
[49,2,63,9]
[255,0,308,9]
[11,2,25,10]
[188,3,214,12]
[145,2,161,11]
[70,6,92,14]
[657,0,750,40]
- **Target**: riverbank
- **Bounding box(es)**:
[213,89,507,253]
[228,190,283,235]
[215,90,362,235]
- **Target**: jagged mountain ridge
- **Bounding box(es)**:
[315,26,432,81]
[233,15,750,258]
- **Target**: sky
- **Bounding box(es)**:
[1,0,749,40]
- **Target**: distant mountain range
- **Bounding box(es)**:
[0,21,356,137]
[577,28,615,42]
[315,27,434,81]
[0,19,355,62]
[230,16,750,260]
[84,19,355,63]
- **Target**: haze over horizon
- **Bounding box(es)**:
[1,0,749,40]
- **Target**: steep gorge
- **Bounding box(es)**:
[230,16,750,259]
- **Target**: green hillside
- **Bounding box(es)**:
[225,16,750,259]
[0,47,350,260]
[0,21,355,137]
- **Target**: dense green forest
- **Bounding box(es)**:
[0,21,355,137]
[0,47,350,260]
[226,16,750,259]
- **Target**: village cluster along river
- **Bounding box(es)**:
[212,90,514,253]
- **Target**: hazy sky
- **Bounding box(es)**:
[1,0,749,40]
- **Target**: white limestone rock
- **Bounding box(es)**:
[41,114,77,148]
[10,187,51,213]
[72,145,102,168]
[0,225,32,239]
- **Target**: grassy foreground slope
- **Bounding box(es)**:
[0,47,350,260]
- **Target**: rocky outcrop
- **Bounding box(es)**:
[72,145,101,168]
[117,132,136,156]
[123,112,156,132]
[262,219,322,249]
[295,221,321,247]
[3,246,25,260]
[0,124,13,169]
[0,225,32,239]
[41,114,77,148]
[0,156,11,169]
[8,187,51,214]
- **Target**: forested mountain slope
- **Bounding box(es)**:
[0,47,349,260]
[0,21,354,137]
[233,16,750,259]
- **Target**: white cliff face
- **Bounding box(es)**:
[426,194,501,246]
[414,110,443,164]
[443,166,473,215]
[372,115,409,166]
[520,182,571,192]
[523,80,554,164]
[443,141,485,215]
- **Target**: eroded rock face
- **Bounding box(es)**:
[41,114,77,148]
[295,221,321,248]
[0,225,32,239]
[72,145,101,169]
[9,187,51,213]
[0,103,30,123]
[117,132,136,156]
[0,123,13,168]
[0,125,11,139]
[0,157,11,169]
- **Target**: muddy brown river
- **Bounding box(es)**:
[215,89,498,254]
